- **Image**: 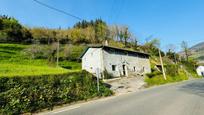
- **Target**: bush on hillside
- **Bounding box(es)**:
[22,44,45,59]
[181,59,197,73]
[62,45,85,61]
[166,64,179,76]
[0,71,113,114]
[146,71,162,78]
[0,15,32,43]
[145,73,188,87]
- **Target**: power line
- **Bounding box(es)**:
[33,0,82,21]
[33,0,118,38]
[112,0,124,24]
[108,0,116,23]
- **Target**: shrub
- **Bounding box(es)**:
[0,71,113,114]
[145,69,188,87]
[22,44,45,59]
[166,64,179,76]
[146,71,162,78]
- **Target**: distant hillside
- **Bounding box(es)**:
[190,42,204,51]
[190,42,204,64]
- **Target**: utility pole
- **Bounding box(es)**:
[159,48,167,80]
[96,68,100,92]
[174,53,177,64]
[56,26,61,67]
[56,39,59,67]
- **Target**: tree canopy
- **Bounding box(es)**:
[0,15,32,43]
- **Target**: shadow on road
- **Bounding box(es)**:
[179,80,204,97]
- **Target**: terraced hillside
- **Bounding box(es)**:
[0,44,81,77]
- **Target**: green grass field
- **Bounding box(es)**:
[0,44,82,77]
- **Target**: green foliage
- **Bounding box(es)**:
[62,45,85,61]
[0,44,112,114]
[0,43,82,77]
[181,58,201,78]
[166,64,179,76]
[0,43,27,61]
[146,63,189,86]
[59,61,81,70]
[146,71,162,78]
[0,15,32,43]
[141,39,165,56]
[0,63,73,77]
[1,15,138,47]
[181,58,197,73]
[0,71,113,114]
[145,72,188,87]
[166,51,179,63]
[30,19,109,44]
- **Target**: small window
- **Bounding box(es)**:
[112,65,116,71]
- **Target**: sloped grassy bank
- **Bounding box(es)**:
[0,71,113,114]
[145,64,189,87]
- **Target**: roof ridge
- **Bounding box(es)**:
[79,44,149,59]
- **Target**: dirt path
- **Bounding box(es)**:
[104,76,146,95]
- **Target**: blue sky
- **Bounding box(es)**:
[1,0,204,51]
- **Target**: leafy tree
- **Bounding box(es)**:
[94,19,108,43]
[166,51,178,63]
[69,28,88,44]
[0,15,33,43]
[73,19,108,43]
[141,38,165,56]
[74,20,90,28]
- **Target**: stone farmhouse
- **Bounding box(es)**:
[80,45,151,78]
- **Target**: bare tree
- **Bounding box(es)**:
[181,41,190,61]
[123,27,130,47]
[47,42,58,64]
[64,44,73,60]
[166,44,178,63]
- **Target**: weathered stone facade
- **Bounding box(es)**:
[80,45,151,78]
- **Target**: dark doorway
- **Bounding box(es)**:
[122,65,126,76]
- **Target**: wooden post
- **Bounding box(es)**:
[174,53,177,64]
[96,68,100,92]
[56,39,59,67]
[159,48,167,80]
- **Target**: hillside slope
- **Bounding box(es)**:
[0,44,81,77]
[190,42,204,64]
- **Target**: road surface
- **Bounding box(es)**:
[42,79,204,115]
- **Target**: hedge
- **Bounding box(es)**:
[0,71,113,114]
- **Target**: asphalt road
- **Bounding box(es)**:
[43,79,204,115]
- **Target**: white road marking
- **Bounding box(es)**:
[51,105,80,114]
